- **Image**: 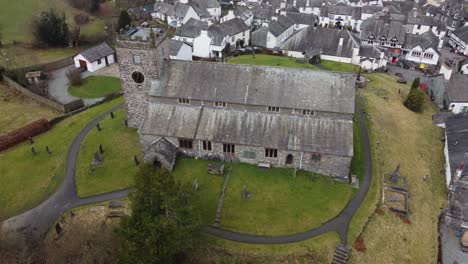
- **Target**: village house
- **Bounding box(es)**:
[151,1,200,27]
[220,6,254,26]
[444,114,468,188]
[168,39,193,60]
[420,74,448,110]
[251,15,295,48]
[282,11,318,30]
[115,34,355,181]
[447,74,468,114]
[405,13,447,40]
[319,5,363,31]
[73,43,116,72]
[191,0,222,19]
[356,45,388,70]
[401,31,441,67]
[449,25,468,56]
[173,18,208,44]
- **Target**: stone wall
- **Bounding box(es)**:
[139,133,351,180]
[116,39,170,128]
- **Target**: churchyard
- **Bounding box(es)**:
[68,76,121,99]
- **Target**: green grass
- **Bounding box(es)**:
[351,112,366,181]
[0,84,59,134]
[69,76,121,99]
[0,46,80,68]
[321,60,358,72]
[221,165,355,236]
[0,97,123,221]
[75,109,141,197]
[227,54,320,70]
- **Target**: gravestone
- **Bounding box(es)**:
[109,200,125,208]
[390,164,401,184]
[193,179,199,191]
[28,137,34,145]
[124,120,128,127]
[46,146,52,155]
[99,144,104,154]
[96,123,101,131]
[110,112,115,119]
[31,146,37,156]
[55,223,62,235]
[133,155,139,166]
[242,185,254,200]
[92,152,103,166]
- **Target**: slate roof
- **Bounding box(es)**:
[140,104,354,156]
[281,27,360,58]
[322,6,362,19]
[251,26,268,47]
[445,114,468,181]
[358,45,383,58]
[447,73,468,103]
[285,12,317,26]
[78,43,114,63]
[153,60,355,114]
[143,137,178,171]
[360,17,406,43]
[269,15,295,37]
[407,15,442,27]
[420,74,448,110]
[362,6,383,14]
[191,0,221,9]
[175,18,208,38]
[403,31,440,52]
[168,39,184,56]
[154,2,191,20]
[452,25,468,43]
[218,17,249,36]
[253,4,275,20]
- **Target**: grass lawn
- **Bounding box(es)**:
[227,54,320,70]
[0,46,80,68]
[348,74,447,263]
[221,165,355,236]
[321,60,358,72]
[69,76,121,98]
[0,83,59,134]
[351,112,366,181]
[0,97,123,222]
[75,109,141,197]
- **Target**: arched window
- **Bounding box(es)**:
[132,71,144,84]
[286,154,294,165]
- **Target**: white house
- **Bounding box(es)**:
[355,45,388,70]
[447,74,468,114]
[319,5,363,31]
[251,15,295,48]
[73,43,116,73]
[152,2,200,27]
[168,39,193,61]
[461,63,468,74]
[402,32,441,67]
[191,0,221,19]
[173,18,209,44]
[449,25,468,56]
[405,13,447,40]
[220,6,254,26]
[283,12,317,31]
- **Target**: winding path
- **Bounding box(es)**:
[2,99,372,248]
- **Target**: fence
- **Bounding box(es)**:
[2,74,84,113]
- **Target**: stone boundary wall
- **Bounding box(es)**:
[2,74,83,113]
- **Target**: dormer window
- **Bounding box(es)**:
[267,106,280,112]
[214,101,227,107]
[178,98,190,104]
[423,53,434,59]
[411,51,421,57]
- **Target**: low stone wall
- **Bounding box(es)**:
[2,74,83,113]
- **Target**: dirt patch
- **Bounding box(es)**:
[375,207,385,216]
[397,214,411,225]
[354,235,367,252]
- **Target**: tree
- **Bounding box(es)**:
[117,10,132,32]
[116,165,200,263]
[31,9,69,47]
[411,77,420,90]
[404,88,425,112]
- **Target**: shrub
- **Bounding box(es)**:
[68,0,100,13]
[0,118,50,151]
[117,10,132,32]
[31,9,69,47]
[411,77,420,90]
[404,88,425,112]
[74,13,90,25]
[66,69,82,86]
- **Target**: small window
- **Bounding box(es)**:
[411,51,421,57]
[223,143,235,153]
[179,139,193,149]
[132,71,145,83]
[423,53,434,59]
[311,153,321,162]
[202,141,212,151]
[267,106,280,112]
[265,148,278,158]
[133,55,141,64]
[178,98,190,104]
[242,31,245,37]
[214,101,227,107]
[97,58,102,64]
[417,24,421,29]
[302,109,315,116]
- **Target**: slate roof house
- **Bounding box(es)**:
[73,43,116,72]
[449,25,468,56]
[116,34,355,181]
[251,15,295,48]
[151,1,200,27]
[401,31,442,66]
[420,74,448,110]
[447,73,468,114]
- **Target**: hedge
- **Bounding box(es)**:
[0,118,50,151]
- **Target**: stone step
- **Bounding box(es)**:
[334,250,348,259]
[331,256,346,264]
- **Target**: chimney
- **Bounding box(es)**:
[280,1,286,9]
[306,0,310,7]
[228,10,234,16]
[439,62,453,81]
[200,30,208,36]
[412,7,418,18]
[293,0,297,6]
[271,16,278,21]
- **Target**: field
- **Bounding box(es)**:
[0,83,58,134]
[75,109,140,197]
[348,74,446,263]
[69,76,121,98]
[321,60,358,72]
[0,97,123,221]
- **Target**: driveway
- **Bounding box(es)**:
[440,217,468,264]
[47,64,120,106]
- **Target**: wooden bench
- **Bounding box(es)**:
[258,163,271,169]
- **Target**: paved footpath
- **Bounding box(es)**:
[1,104,129,243]
[2,98,372,248]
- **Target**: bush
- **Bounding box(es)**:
[0,118,50,151]
[68,0,100,13]
[117,10,132,32]
[31,9,69,47]
[74,13,90,25]
[66,69,82,86]
[404,88,425,112]
[411,77,420,90]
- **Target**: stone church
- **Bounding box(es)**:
[116,32,355,182]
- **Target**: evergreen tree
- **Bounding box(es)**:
[116,165,200,264]
[404,88,425,112]
[32,9,69,47]
[411,77,420,90]
[117,10,132,32]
